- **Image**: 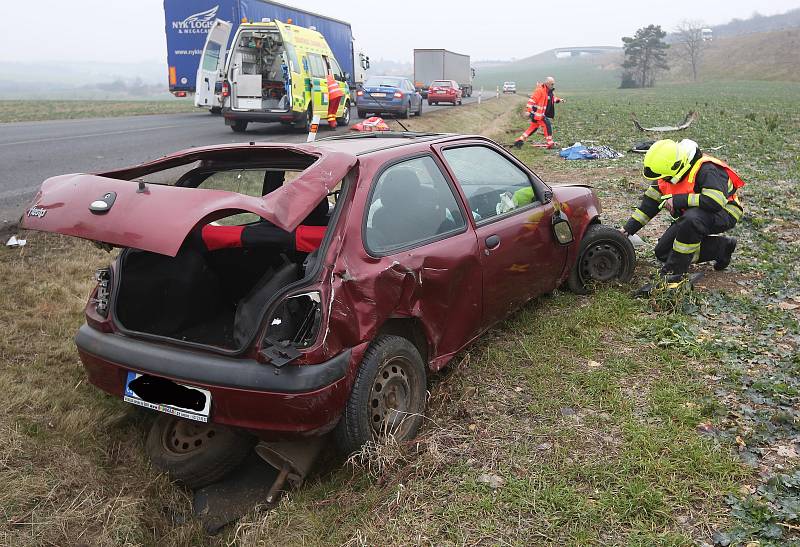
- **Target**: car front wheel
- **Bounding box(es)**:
[567,224,635,294]
[145,415,255,489]
[334,335,427,455]
[337,100,351,126]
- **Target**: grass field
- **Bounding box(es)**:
[1,84,799,545]
[0,99,198,123]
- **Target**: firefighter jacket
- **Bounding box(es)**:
[525,84,549,120]
[545,87,562,119]
[624,155,745,235]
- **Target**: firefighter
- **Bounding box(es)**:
[513,76,563,149]
[622,138,744,284]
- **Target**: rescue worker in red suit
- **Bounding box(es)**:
[513,76,563,149]
[623,138,743,284]
[325,68,345,129]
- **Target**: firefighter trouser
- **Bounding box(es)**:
[655,207,737,275]
[516,116,553,144]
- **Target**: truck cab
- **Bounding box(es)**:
[217,20,351,133]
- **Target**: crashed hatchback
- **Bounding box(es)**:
[22,133,633,484]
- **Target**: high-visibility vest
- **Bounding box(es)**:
[658,155,745,201]
[326,74,344,100]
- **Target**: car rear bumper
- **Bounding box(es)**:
[357,99,406,113]
[75,324,353,435]
[222,108,300,125]
[428,93,457,102]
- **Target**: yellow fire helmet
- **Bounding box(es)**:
[642,139,698,182]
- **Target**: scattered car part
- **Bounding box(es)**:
[632,111,698,132]
[145,415,256,489]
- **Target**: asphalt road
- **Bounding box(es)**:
[0,93,494,226]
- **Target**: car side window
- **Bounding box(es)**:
[365,156,466,254]
[441,146,539,223]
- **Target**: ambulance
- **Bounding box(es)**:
[199,19,352,132]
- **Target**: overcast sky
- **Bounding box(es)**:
[2,0,798,65]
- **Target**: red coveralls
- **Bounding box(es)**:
[326,73,345,129]
[515,83,556,147]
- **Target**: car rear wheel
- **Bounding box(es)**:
[146,415,255,489]
[336,100,351,126]
[427,100,433,106]
[230,120,248,133]
[415,99,423,117]
[399,102,410,119]
[567,224,635,295]
[334,335,427,455]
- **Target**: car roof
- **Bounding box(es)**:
[313,132,477,155]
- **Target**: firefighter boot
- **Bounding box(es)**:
[714,237,737,271]
[513,139,524,149]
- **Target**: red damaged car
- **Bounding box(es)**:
[21,133,633,483]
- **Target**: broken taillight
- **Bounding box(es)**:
[93,268,111,317]
[259,291,323,366]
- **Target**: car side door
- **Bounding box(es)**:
[436,143,567,327]
[358,154,483,363]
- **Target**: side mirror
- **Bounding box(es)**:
[360,55,370,70]
[343,72,351,82]
[552,210,574,245]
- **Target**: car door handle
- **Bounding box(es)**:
[485,235,501,250]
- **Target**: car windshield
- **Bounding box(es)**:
[431,81,452,88]
[365,77,404,88]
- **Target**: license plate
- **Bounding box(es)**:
[437,90,447,94]
[123,372,211,423]
[371,92,386,97]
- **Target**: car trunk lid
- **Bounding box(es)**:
[21,144,356,257]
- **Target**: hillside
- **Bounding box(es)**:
[472,48,621,92]
[668,27,800,82]
[711,7,800,38]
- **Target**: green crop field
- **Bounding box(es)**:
[1,83,798,545]
[0,99,197,123]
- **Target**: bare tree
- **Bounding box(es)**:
[675,20,705,81]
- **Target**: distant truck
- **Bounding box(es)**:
[413,49,474,98]
[163,0,368,108]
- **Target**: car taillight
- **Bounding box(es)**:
[221,81,230,97]
[173,91,187,98]
[356,89,364,96]
[259,291,323,366]
[93,268,111,317]
[393,91,403,98]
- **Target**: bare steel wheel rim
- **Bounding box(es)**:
[370,356,414,437]
[162,419,217,455]
[580,241,624,283]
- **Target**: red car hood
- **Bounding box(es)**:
[21,144,356,257]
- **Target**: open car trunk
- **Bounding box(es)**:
[21,143,355,350]
[114,246,304,349]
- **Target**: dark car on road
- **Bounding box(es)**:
[22,132,633,485]
[356,76,423,119]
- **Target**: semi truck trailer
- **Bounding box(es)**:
[413,49,474,98]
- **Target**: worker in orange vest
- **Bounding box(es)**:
[326,72,345,129]
[623,139,744,284]
[513,76,563,149]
